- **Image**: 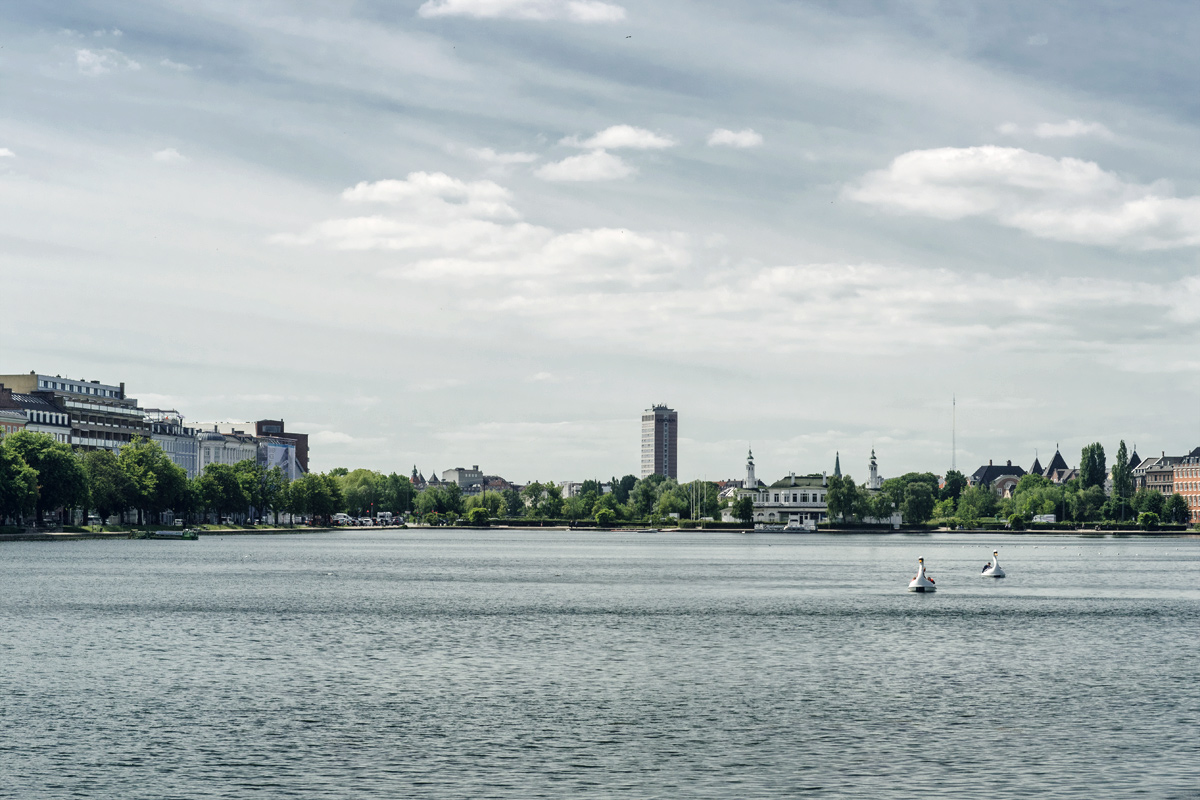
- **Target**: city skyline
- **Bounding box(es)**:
[5,3,1200,480]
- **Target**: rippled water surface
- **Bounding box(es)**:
[3,530,1200,798]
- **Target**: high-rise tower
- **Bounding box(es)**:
[640,404,678,479]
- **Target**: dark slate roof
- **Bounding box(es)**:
[10,392,61,412]
[971,463,1026,485]
[1189,447,1200,458]
[1044,450,1069,475]
[1029,457,1043,476]
[1128,451,1141,469]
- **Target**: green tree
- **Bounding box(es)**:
[5,431,88,525]
[1080,443,1107,490]
[198,463,248,522]
[466,507,490,526]
[1069,484,1106,522]
[595,507,616,527]
[1162,494,1190,524]
[901,482,935,524]
[825,475,859,523]
[610,475,638,505]
[233,460,267,520]
[931,497,956,521]
[1138,511,1160,531]
[957,484,998,527]
[628,474,667,518]
[1131,488,1164,517]
[562,495,587,521]
[940,469,968,502]
[82,449,130,523]
[381,473,415,515]
[1112,440,1133,513]
[340,468,383,516]
[117,438,187,525]
[502,488,524,517]
[733,495,755,524]
[0,441,38,524]
[262,467,288,523]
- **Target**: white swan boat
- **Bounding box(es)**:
[981,550,1005,578]
[907,557,936,592]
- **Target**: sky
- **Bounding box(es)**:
[3,0,1200,483]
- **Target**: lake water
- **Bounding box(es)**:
[2,530,1199,799]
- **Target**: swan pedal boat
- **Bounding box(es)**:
[907,557,936,592]
[981,550,1005,578]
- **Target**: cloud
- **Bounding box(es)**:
[535,149,635,181]
[707,128,763,148]
[275,171,687,284]
[1026,33,1048,46]
[563,125,675,150]
[160,58,195,72]
[467,147,539,165]
[75,48,141,76]
[0,148,14,158]
[417,0,625,22]
[846,146,1200,249]
[311,430,356,445]
[152,148,186,163]
[1033,120,1114,139]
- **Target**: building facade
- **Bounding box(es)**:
[0,372,145,451]
[145,410,200,478]
[969,460,1026,496]
[255,420,309,473]
[1174,449,1200,524]
[0,408,26,439]
[442,466,485,495]
[196,427,259,472]
[640,404,678,479]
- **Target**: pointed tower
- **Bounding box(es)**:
[868,448,881,490]
[745,447,756,488]
[834,451,842,478]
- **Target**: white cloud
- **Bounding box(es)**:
[707,128,763,148]
[467,147,538,165]
[846,146,1200,249]
[160,58,195,72]
[341,172,520,218]
[152,148,186,163]
[275,172,688,284]
[75,48,141,76]
[1034,119,1114,139]
[563,125,675,150]
[0,148,14,158]
[1026,33,1048,46]
[535,149,635,181]
[311,430,356,445]
[417,0,625,22]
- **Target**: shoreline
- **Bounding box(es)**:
[2,525,1195,542]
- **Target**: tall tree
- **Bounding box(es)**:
[1162,494,1191,525]
[1080,443,1107,490]
[1112,440,1133,514]
[83,449,130,523]
[901,483,935,524]
[5,431,88,525]
[0,441,38,524]
[119,438,187,525]
[940,470,967,502]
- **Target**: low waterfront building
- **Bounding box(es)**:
[145,409,199,478]
[196,426,259,471]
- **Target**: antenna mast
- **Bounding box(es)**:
[952,394,956,471]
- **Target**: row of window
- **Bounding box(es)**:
[40,379,119,398]
[760,492,826,504]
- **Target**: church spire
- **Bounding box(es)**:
[834,451,842,478]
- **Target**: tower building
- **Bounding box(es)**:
[640,404,678,479]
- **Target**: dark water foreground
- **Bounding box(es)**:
[2,530,1198,799]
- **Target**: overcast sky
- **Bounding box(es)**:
[4,1,1200,483]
